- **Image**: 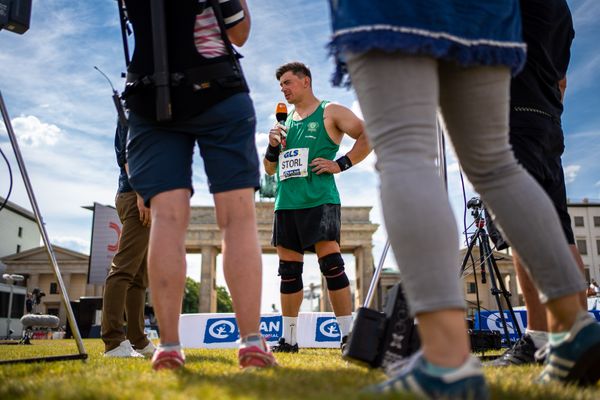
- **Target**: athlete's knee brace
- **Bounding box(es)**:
[278,260,304,294]
[319,253,349,291]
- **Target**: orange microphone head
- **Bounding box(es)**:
[275,103,288,123]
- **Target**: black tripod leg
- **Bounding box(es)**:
[460,229,485,331]
[459,229,481,275]
[485,240,523,339]
[480,235,513,345]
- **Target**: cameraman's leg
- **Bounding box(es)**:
[148,189,190,344]
[214,188,262,337]
[201,93,265,339]
[127,113,196,346]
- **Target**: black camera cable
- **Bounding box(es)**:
[0,144,13,213]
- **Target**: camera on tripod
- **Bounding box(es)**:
[466,197,482,210]
[467,197,487,227]
[0,0,31,34]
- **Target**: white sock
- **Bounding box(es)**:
[525,329,548,349]
[336,315,353,338]
[240,334,266,351]
[158,343,181,353]
[282,316,298,345]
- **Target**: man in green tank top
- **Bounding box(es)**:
[263,62,371,352]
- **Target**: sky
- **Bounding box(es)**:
[1,0,599,313]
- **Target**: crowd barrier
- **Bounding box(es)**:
[179,312,343,349]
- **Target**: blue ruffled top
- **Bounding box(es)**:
[328,0,527,87]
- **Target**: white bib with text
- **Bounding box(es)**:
[278,148,309,181]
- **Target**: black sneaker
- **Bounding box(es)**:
[340,335,348,354]
[486,334,537,367]
[271,338,299,353]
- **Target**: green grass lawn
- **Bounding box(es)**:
[0,339,599,399]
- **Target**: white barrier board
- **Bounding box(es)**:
[179,312,344,349]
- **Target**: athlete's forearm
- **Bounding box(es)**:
[264,159,277,176]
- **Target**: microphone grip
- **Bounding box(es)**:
[112,93,128,128]
[155,85,171,122]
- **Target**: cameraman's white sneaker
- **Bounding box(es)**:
[137,340,157,358]
[104,340,144,358]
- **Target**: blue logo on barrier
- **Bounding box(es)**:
[315,317,340,342]
[259,316,282,342]
[204,316,283,344]
[205,318,239,343]
[475,310,600,344]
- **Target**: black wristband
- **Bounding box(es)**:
[335,155,353,172]
[265,144,280,162]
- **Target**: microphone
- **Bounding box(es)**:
[275,103,288,148]
[276,102,287,124]
[21,314,60,329]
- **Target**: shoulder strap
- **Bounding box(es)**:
[207,0,244,76]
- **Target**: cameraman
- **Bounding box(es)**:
[122,0,276,370]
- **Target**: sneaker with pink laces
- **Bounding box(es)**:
[238,334,278,369]
[151,346,185,371]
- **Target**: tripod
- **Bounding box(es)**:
[0,90,87,364]
[460,197,522,346]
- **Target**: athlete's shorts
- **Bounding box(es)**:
[126,93,260,205]
[272,204,341,254]
[509,111,574,244]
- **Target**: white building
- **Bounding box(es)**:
[0,196,41,258]
[568,200,600,283]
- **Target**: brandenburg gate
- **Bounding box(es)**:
[186,201,378,312]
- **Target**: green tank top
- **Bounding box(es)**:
[274,101,341,211]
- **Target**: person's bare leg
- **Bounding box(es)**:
[315,241,352,316]
[569,244,588,308]
[277,246,304,317]
[515,244,587,333]
[546,293,584,333]
[513,251,548,331]
[417,310,471,367]
[214,188,262,337]
[147,189,190,344]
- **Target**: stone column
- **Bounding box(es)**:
[354,247,364,308]
[508,272,520,307]
[356,245,375,309]
[199,246,217,312]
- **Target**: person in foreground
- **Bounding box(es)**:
[123,0,276,370]
[328,0,600,398]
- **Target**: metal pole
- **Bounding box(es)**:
[6,285,13,338]
[363,240,390,308]
[0,90,87,356]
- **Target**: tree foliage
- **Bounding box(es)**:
[182,277,199,313]
[217,286,233,313]
[182,277,233,313]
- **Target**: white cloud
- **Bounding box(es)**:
[351,100,363,119]
[564,164,582,183]
[571,0,600,29]
[11,115,62,147]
